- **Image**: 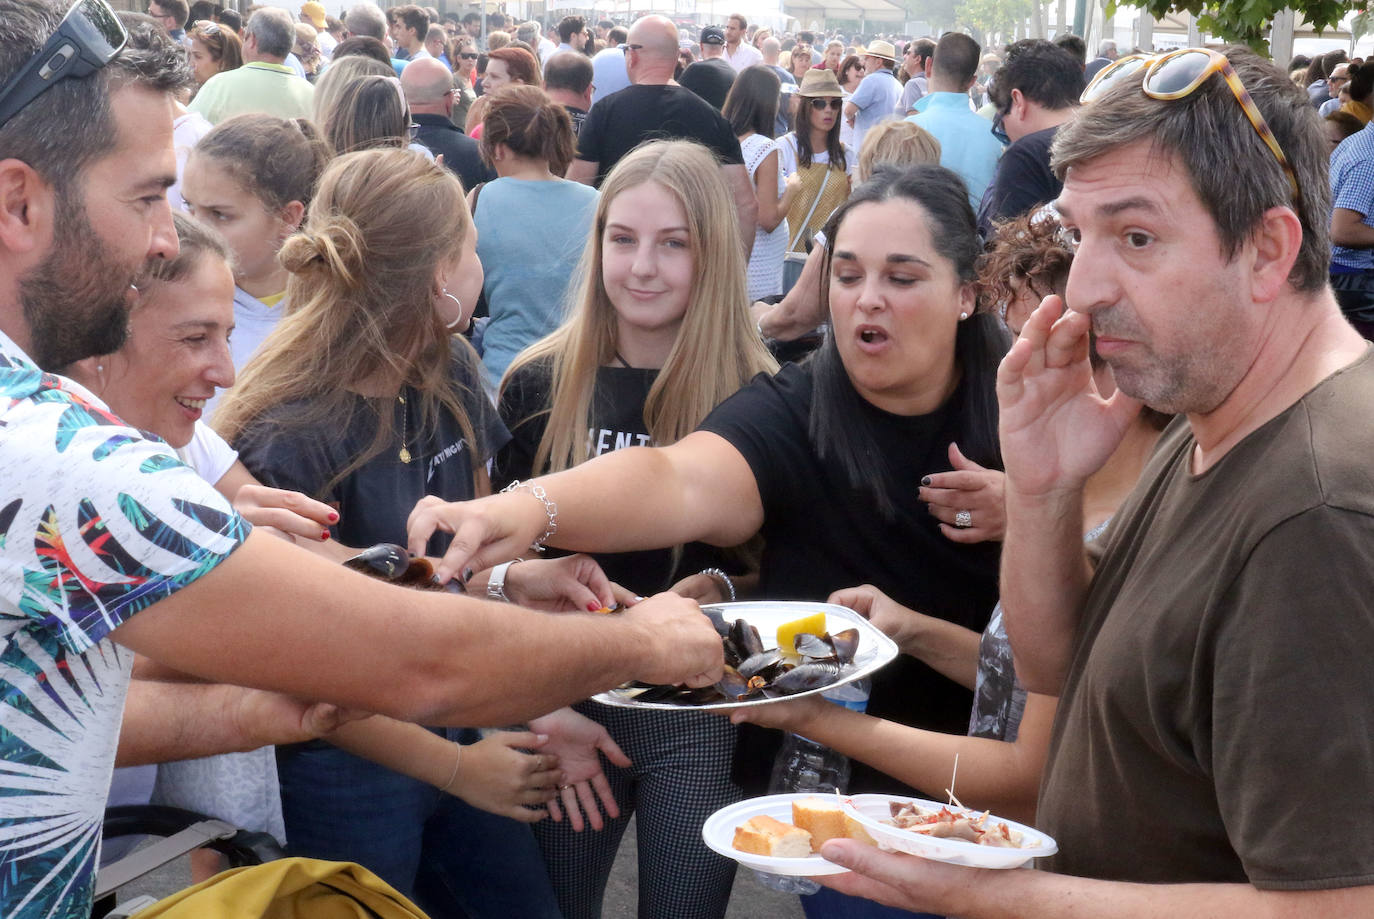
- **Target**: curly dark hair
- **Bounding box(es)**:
[976,212,1073,319]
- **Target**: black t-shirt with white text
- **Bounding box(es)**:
[235,344,508,556]
[495,358,738,594]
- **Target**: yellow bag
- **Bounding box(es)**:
[129,858,430,919]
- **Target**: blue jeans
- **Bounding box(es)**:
[276,728,561,919]
[802,886,944,919]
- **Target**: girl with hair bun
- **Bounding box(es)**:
[494,139,777,919]
[181,112,331,418]
[215,148,620,918]
[471,84,598,383]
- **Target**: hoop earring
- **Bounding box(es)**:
[443,289,467,330]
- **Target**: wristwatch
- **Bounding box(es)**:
[487,560,515,602]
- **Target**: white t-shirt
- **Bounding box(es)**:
[726,42,763,71]
[204,286,286,423]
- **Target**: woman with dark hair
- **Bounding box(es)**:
[724,65,796,299]
[466,45,541,135]
[777,68,853,255]
[409,160,1011,831]
[1342,60,1374,124]
[472,85,598,383]
[188,17,243,89]
[839,53,865,92]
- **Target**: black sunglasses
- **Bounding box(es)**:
[0,0,126,130]
[460,51,478,59]
[808,97,842,111]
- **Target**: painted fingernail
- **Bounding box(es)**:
[461,567,474,583]
[320,531,330,541]
[587,601,601,612]
[327,511,339,522]
[920,475,932,486]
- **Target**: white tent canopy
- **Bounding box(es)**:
[784,0,905,23]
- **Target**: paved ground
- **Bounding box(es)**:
[117,813,806,917]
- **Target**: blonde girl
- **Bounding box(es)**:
[496,140,776,919]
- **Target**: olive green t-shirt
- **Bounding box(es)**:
[1039,349,1374,888]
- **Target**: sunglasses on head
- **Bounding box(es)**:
[0,0,126,130]
[808,97,842,111]
[193,19,220,35]
[1081,47,1301,206]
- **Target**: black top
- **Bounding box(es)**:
[679,58,736,111]
[561,103,588,136]
[494,357,738,594]
[576,83,744,186]
[235,343,509,556]
[411,112,497,193]
[699,363,1001,794]
[976,124,1063,239]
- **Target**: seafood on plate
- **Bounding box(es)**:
[884,800,1028,848]
[616,613,861,706]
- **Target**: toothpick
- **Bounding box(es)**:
[945,754,961,808]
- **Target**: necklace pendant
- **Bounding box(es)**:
[399,446,412,464]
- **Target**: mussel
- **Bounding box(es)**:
[343,543,459,592]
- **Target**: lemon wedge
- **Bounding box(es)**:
[777,612,828,656]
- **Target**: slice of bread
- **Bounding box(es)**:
[792,797,848,851]
[792,797,878,851]
[732,815,813,858]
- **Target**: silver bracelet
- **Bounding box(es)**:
[500,479,557,553]
[700,567,736,602]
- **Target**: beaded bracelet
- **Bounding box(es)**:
[700,567,736,603]
[501,480,557,553]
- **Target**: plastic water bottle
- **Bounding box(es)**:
[752,677,871,895]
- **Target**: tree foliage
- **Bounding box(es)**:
[1110,0,1352,53]
[955,0,1034,40]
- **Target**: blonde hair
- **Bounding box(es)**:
[857,120,941,182]
[486,29,510,50]
[313,55,394,126]
[502,140,777,474]
[215,149,482,494]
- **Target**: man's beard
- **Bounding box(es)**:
[19,200,142,371]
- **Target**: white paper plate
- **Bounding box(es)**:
[592,601,899,711]
[701,793,852,876]
[841,794,1058,869]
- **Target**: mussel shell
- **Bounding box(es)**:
[829,628,860,665]
[727,618,765,660]
[769,660,844,695]
[703,606,731,638]
[715,665,749,701]
[738,648,786,680]
[344,543,410,579]
[793,632,835,659]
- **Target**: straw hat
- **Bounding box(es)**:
[797,67,844,97]
[865,39,897,62]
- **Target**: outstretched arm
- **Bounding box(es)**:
[407,431,764,587]
[112,531,723,727]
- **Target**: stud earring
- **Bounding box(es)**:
[959,311,969,320]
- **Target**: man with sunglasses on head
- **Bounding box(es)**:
[0,3,725,916]
[814,45,1374,919]
[976,38,1081,238]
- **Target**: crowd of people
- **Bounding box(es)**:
[2,0,1374,918]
